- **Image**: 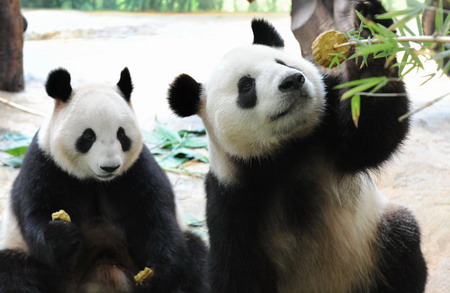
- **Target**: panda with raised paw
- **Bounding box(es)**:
[0,68,208,293]
[168,0,427,292]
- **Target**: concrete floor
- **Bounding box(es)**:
[0,10,449,292]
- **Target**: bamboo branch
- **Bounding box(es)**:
[335,35,450,48]
[398,92,450,122]
[359,92,408,97]
[0,96,45,117]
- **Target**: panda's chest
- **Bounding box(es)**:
[262,173,381,293]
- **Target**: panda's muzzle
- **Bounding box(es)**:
[278,73,305,92]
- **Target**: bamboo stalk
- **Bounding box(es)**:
[335,35,450,48]
[398,92,450,122]
[0,96,45,117]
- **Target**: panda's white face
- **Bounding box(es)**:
[39,84,143,181]
[200,45,326,159]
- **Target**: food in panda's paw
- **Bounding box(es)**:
[51,209,71,223]
[134,267,153,283]
[312,30,350,68]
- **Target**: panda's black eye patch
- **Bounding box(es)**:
[76,128,96,154]
[237,76,257,109]
[117,127,131,152]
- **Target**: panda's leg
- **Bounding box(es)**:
[371,207,427,293]
[179,231,209,293]
[0,249,62,293]
[324,0,410,173]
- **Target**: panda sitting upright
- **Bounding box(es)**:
[168,1,427,292]
[0,68,208,293]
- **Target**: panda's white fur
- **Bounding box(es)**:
[38,84,143,181]
[200,45,326,166]
[0,196,27,251]
[265,171,385,292]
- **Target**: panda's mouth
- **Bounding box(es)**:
[270,103,297,121]
[95,174,116,180]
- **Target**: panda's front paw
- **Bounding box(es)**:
[44,220,83,264]
[354,0,393,29]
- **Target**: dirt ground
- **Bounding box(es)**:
[0,10,449,292]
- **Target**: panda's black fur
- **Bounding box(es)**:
[0,69,208,293]
[168,1,427,292]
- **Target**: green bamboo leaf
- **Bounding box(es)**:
[3,146,28,157]
[356,43,397,56]
[420,73,437,86]
[172,148,209,163]
[182,136,208,149]
[369,77,389,93]
[416,15,424,36]
[351,95,361,128]
[153,121,182,147]
[443,11,450,34]
[334,77,384,89]
[399,24,416,37]
[376,8,417,19]
[342,80,381,100]
[389,7,423,31]
[435,0,444,32]
[178,129,206,136]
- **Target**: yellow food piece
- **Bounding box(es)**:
[312,30,350,68]
[134,267,153,283]
[51,210,71,223]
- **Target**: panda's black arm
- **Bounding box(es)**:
[11,138,83,269]
[320,0,410,173]
[321,60,410,174]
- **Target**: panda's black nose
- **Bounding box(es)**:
[100,165,120,173]
[279,73,305,92]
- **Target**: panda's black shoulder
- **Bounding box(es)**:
[12,134,74,192]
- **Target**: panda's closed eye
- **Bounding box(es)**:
[76,128,96,154]
[238,77,255,93]
[275,59,298,71]
[117,127,131,152]
[237,76,257,109]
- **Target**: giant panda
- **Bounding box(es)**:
[167,0,427,292]
[0,68,208,293]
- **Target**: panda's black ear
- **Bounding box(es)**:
[117,67,133,102]
[252,19,284,48]
[45,68,72,102]
[168,74,202,117]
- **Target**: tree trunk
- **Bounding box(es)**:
[0,0,24,92]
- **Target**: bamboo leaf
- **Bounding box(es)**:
[351,95,361,128]
[376,8,417,19]
[341,80,381,100]
[2,146,28,157]
[334,77,385,89]
[356,43,397,56]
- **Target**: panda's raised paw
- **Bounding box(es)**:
[353,0,393,29]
